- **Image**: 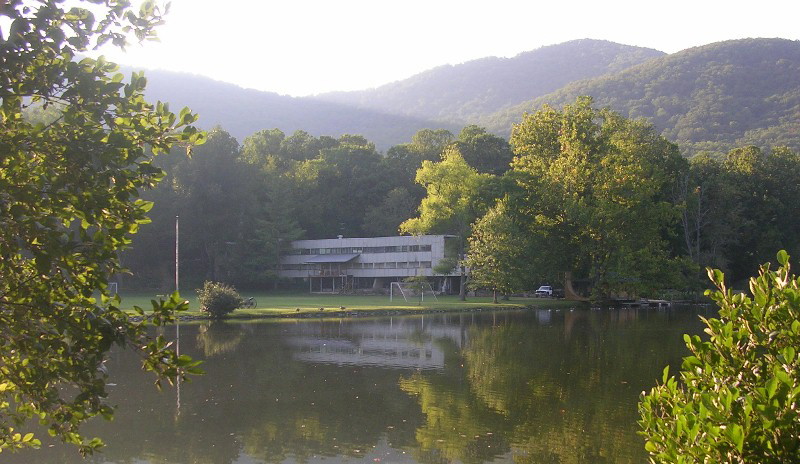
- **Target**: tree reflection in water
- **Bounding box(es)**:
[6,309,705,463]
[196,321,249,357]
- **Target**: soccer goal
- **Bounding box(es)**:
[390,280,438,303]
[108,282,118,295]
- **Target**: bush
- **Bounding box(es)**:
[639,250,800,463]
[196,281,242,319]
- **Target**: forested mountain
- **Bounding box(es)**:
[317,39,664,123]
[138,70,458,151]
[133,39,662,151]
[135,38,800,156]
[483,38,800,155]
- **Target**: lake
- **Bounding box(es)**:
[9,306,709,463]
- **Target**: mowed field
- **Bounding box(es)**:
[117,291,578,317]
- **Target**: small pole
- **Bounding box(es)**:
[175,215,181,415]
[175,215,180,294]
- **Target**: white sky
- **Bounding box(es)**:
[97,0,800,97]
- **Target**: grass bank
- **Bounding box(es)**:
[119,291,581,319]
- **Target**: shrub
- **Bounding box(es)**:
[639,250,800,463]
[196,281,242,319]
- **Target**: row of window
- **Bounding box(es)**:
[281,261,433,271]
[286,244,432,255]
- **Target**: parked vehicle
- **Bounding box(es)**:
[535,285,553,297]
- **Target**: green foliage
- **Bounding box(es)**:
[196,281,243,319]
[401,148,499,299]
[506,97,688,298]
[401,276,430,306]
[290,134,388,238]
[493,38,800,156]
[678,146,800,285]
[319,39,663,125]
[453,125,514,175]
[400,147,495,238]
[361,187,418,237]
[0,0,203,454]
[410,128,455,160]
[171,128,271,285]
[466,201,531,297]
[639,251,800,462]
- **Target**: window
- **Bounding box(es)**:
[421,245,432,252]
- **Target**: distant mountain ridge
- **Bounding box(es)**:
[482,38,800,155]
[317,39,664,123]
[134,38,800,155]
[138,70,456,151]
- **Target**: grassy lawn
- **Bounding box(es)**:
[117,291,580,317]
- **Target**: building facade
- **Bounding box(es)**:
[278,235,460,293]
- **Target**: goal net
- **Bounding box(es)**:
[390,280,438,303]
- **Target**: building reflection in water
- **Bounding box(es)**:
[284,315,469,370]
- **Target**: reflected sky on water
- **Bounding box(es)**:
[8,307,709,463]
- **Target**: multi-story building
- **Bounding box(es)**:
[278,235,460,293]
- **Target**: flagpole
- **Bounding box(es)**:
[175,215,180,295]
[175,215,181,416]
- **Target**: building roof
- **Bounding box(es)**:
[302,254,360,264]
[290,234,457,248]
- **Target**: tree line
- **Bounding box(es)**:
[122,124,513,290]
[123,96,800,299]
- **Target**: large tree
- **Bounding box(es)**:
[400,147,496,300]
[506,97,688,299]
[465,200,531,302]
[0,0,203,454]
[453,125,514,175]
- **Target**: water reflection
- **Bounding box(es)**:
[196,321,250,357]
[8,307,707,463]
[285,316,466,369]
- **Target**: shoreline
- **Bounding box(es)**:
[134,301,582,323]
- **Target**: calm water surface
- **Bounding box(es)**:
[12,307,709,463]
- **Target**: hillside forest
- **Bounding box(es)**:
[116,94,800,298]
[35,37,791,299]
[139,38,800,157]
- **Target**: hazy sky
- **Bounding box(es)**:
[98,0,800,97]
